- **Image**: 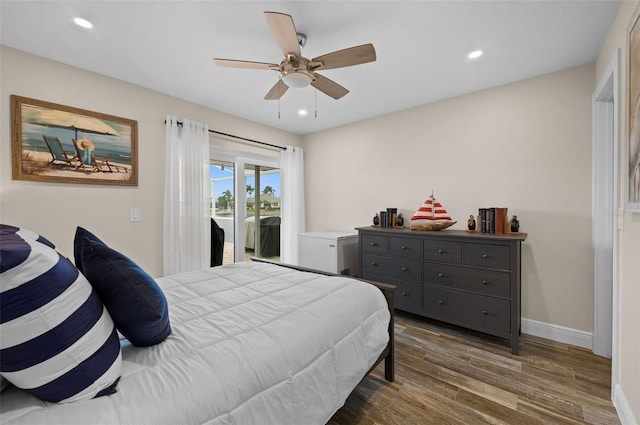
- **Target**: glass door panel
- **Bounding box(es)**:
[244,163,281,262]
[210,160,234,265]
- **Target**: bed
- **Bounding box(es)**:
[0,228,394,425]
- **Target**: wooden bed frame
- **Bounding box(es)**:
[251,258,395,382]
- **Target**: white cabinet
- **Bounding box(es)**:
[297,232,359,276]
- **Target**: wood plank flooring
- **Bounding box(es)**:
[329,312,620,425]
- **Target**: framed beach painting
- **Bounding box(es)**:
[628,6,640,211]
[11,95,138,186]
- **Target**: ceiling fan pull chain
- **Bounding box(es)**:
[314,88,318,118]
[278,98,281,119]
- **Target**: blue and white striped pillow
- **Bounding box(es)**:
[0,230,122,403]
[0,223,56,249]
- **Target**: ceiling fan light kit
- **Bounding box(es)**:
[282,71,312,88]
[213,11,376,100]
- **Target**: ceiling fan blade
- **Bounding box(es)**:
[264,11,301,58]
[213,58,279,70]
[311,43,376,70]
[311,74,349,100]
[264,79,289,100]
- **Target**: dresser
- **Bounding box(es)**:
[356,226,527,354]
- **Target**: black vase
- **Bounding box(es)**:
[373,214,379,226]
[396,214,404,227]
[467,215,476,231]
[510,216,520,232]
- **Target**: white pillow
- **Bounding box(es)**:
[0,229,122,403]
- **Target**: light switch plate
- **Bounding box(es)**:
[130,208,141,222]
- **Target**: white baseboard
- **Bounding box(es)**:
[521,318,592,350]
[614,384,638,425]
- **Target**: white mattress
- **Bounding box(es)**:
[0,262,390,425]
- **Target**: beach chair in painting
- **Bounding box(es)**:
[42,135,78,167]
[73,139,122,173]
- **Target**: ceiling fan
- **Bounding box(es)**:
[213,11,376,100]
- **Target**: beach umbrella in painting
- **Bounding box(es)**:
[22,107,118,141]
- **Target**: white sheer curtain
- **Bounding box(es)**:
[280,146,306,264]
[163,116,210,276]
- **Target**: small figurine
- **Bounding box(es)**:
[510,215,520,233]
[467,214,476,231]
[396,214,404,227]
[373,213,379,226]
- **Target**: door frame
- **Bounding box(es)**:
[592,49,620,387]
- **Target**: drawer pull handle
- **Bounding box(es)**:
[438,273,444,278]
[371,242,377,247]
[371,262,378,266]
[482,254,488,259]
[482,310,488,315]
[401,267,407,271]
[438,300,443,305]
[401,245,407,250]
[438,249,444,254]
[401,291,408,297]
[482,280,489,285]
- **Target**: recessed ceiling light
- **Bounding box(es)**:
[297,109,308,116]
[73,17,94,29]
[468,50,484,59]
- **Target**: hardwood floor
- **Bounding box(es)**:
[330,312,620,425]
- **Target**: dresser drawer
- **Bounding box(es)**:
[362,254,422,282]
[423,239,462,264]
[393,280,422,313]
[390,237,422,259]
[361,234,389,255]
[423,285,511,335]
[423,263,511,298]
[464,243,511,270]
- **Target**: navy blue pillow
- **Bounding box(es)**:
[74,227,171,347]
[73,226,103,274]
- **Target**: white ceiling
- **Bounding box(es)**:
[0,1,620,136]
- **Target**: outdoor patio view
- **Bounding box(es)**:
[210,160,281,264]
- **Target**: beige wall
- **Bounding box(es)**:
[303,63,595,332]
[596,1,640,421]
[0,46,301,277]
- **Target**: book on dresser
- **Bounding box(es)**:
[356,226,527,354]
[478,207,508,234]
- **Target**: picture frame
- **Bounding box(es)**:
[11,95,138,186]
[627,5,640,211]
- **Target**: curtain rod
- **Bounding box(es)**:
[167,120,286,151]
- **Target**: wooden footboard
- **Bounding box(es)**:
[363,278,395,382]
[250,258,395,382]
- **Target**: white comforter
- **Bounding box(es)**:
[0,262,390,425]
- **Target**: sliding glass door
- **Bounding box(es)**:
[210,147,280,263]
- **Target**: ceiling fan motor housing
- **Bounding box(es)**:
[281,57,316,88]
